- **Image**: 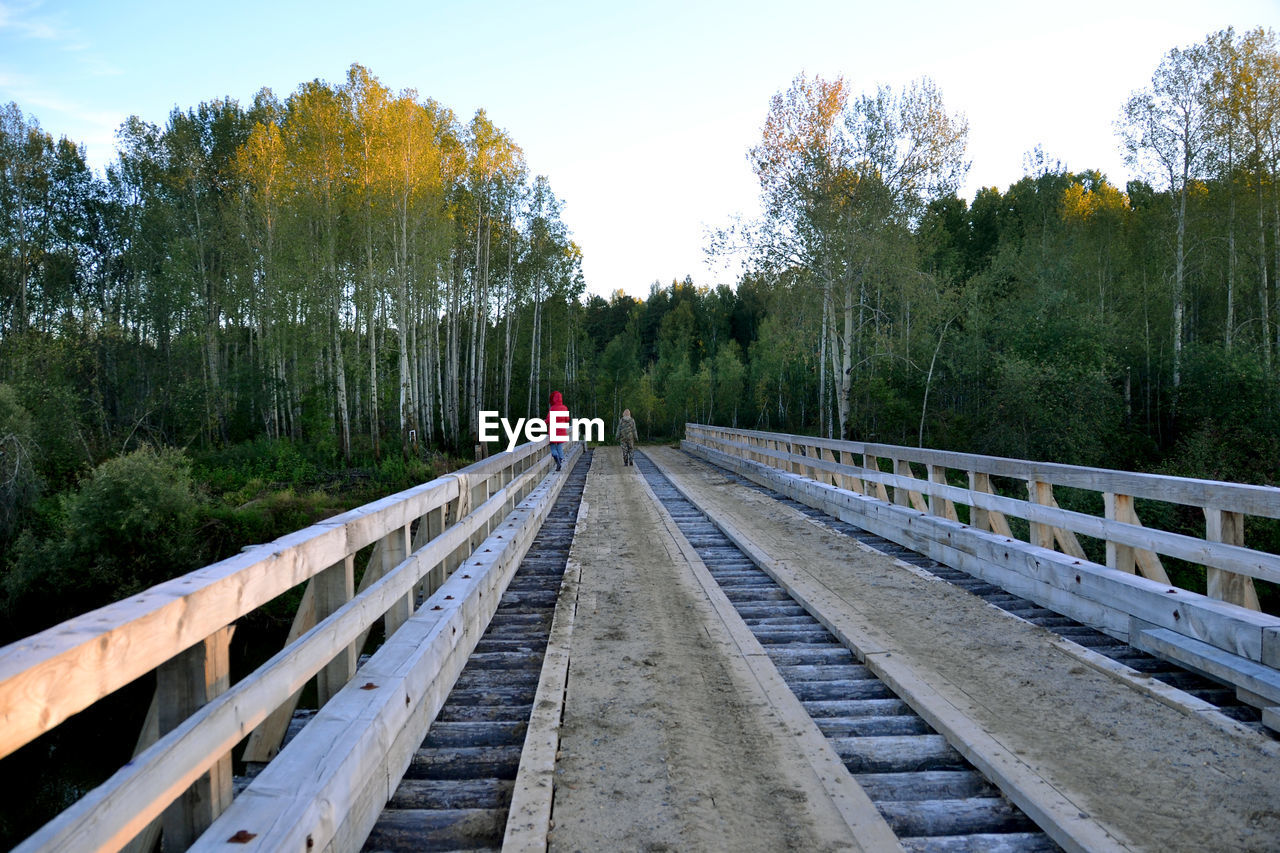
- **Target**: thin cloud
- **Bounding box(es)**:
[0,0,76,43]
[0,1,118,74]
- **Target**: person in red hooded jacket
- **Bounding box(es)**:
[547,390,569,471]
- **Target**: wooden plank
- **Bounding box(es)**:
[1102,495,1170,584]
[863,454,890,502]
[1265,628,1280,670]
[383,525,413,637]
[240,579,318,764]
[1027,481,1086,559]
[1133,628,1280,707]
[968,472,1012,537]
[1205,508,1261,611]
[1263,707,1280,734]
[1104,494,1136,575]
[121,694,161,853]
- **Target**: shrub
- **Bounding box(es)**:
[3,446,203,639]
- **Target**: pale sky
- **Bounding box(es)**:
[2,0,1276,297]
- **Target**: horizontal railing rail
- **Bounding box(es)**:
[1,438,565,853]
[684,424,1280,726]
[686,424,1280,608]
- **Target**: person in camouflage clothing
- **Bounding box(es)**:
[616,408,638,466]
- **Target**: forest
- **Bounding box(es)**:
[2,27,1280,646]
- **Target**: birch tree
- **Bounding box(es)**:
[1120,40,1213,387]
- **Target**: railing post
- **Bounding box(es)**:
[316,555,356,705]
[1104,493,1136,574]
[968,472,1012,536]
[1027,480,1087,558]
[1205,508,1261,611]
[1103,492,1171,582]
[969,471,990,532]
[383,525,412,636]
[241,583,318,763]
[895,459,928,512]
[864,453,890,502]
[422,504,448,596]
[1027,480,1055,549]
[158,626,235,852]
[928,464,959,521]
[820,446,837,488]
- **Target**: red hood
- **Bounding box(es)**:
[549,391,563,407]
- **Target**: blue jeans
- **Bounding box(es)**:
[550,442,563,468]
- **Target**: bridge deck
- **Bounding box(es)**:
[549,447,875,851]
[645,446,1280,852]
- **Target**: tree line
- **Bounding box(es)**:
[4,28,1280,593]
[1,64,585,476]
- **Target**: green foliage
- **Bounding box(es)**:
[2,446,202,640]
[0,384,41,541]
[198,487,344,565]
[193,436,320,496]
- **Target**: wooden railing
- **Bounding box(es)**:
[1,438,573,852]
[685,424,1280,728]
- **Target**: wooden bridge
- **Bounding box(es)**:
[3,426,1280,852]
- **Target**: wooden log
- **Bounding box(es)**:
[831,735,965,773]
[387,778,513,810]
[404,745,523,780]
[852,769,996,802]
[1205,508,1261,611]
[813,715,932,737]
[361,808,505,851]
[875,797,1036,838]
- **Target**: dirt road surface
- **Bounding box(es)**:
[549,447,868,853]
